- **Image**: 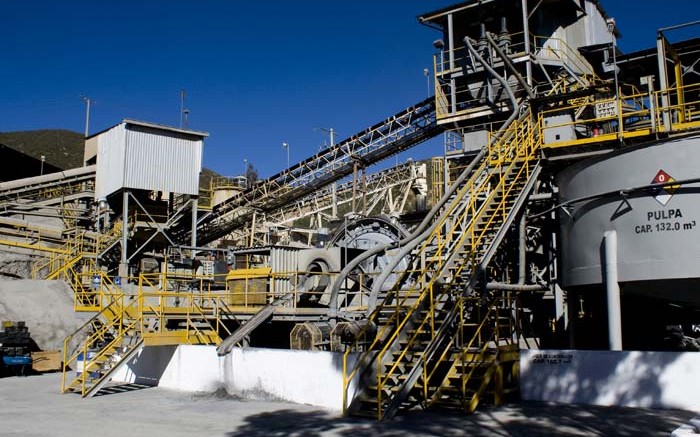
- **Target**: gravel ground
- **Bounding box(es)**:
[0,373,695,437]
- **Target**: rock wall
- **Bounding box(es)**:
[0,279,87,351]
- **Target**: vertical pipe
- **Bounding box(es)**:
[657,34,671,131]
[271,248,277,296]
[521,0,533,86]
[443,134,449,195]
[603,230,622,351]
[84,98,91,137]
[332,183,337,218]
[675,60,686,123]
[191,197,198,250]
[448,13,457,114]
[362,168,367,215]
[518,213,526,284]
[352,163,358,213]
[120,190,129,280]
[249,210,256,247]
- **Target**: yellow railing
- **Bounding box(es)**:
[61,293,133,395]
[426,294,517,411]
[342,111,540,418]
[32,232,86,280]
[540,81,700,149]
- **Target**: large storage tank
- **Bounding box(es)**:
[558,134,700,305]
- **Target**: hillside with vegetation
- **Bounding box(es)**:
[0,129,84,169]
[0,129,221,187]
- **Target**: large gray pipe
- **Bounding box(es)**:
[327,146,488,321]
[485,32,534,99]
[363,35,523,314]
[0,165,96,193]
[604,230,622,350]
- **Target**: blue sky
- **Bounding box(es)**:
[1,1,698,177]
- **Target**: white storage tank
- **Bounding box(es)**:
[558,134,700,304]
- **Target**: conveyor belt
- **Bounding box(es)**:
[0,165,96,203]
[177,97,444,245]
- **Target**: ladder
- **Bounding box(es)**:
[343,109,541,420]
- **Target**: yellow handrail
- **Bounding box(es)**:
[342,110,540,417]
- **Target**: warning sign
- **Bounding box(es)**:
[651,169,680,206]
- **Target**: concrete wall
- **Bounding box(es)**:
[520,349,700,411]
[222,348,354,410]
[112,345,220,392]
[111,345,357,411]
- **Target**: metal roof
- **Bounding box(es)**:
[418,0,614,31]
[87,119,208,140]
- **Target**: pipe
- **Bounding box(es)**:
[191,198,198,250]
[448,13,457,114]
[119,190,129,281]
[521,0,533,86]
[363,35,523,314]
[518,213,527,284]
[529,175,700,220]
[327,141,488,321]
[0,165,96,193]
[603,230,622,351]
[485,283,547,292]
[485,32,534,99]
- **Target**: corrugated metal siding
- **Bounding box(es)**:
[584,1,614,47]
[95,124,126,199]
[123,125,202,196]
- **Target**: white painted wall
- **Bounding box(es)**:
[520,349,700,412]
[112,345,220,392]
[159,345,221,392]
[222,348,357,410]
[110,345,357,411]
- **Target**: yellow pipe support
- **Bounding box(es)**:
[676,61,686,123]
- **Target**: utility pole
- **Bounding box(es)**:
[316,127,335,149]
[180,89,186,128]
[423,68,431,96]
[282,141,290,170]
[81,96,91,137]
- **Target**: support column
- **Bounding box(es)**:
[521,0,532,87]
[331,183,337,219]
[119,190,129,281]
[657,34,671,131]
[448,13,457,114]
[603,230,622,351]
[191,197,198,249]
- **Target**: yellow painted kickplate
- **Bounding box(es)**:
[142,331,189,346]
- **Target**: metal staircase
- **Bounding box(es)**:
[61,273,233,397]
[342,109,541,420]
[62,293,143,397]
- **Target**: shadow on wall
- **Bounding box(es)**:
[118,345,177,386]
[223,402,693,437]
[520,350,698,410]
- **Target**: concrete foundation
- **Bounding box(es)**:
[520,349,700,412]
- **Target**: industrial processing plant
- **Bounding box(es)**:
[0,0,699,428]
